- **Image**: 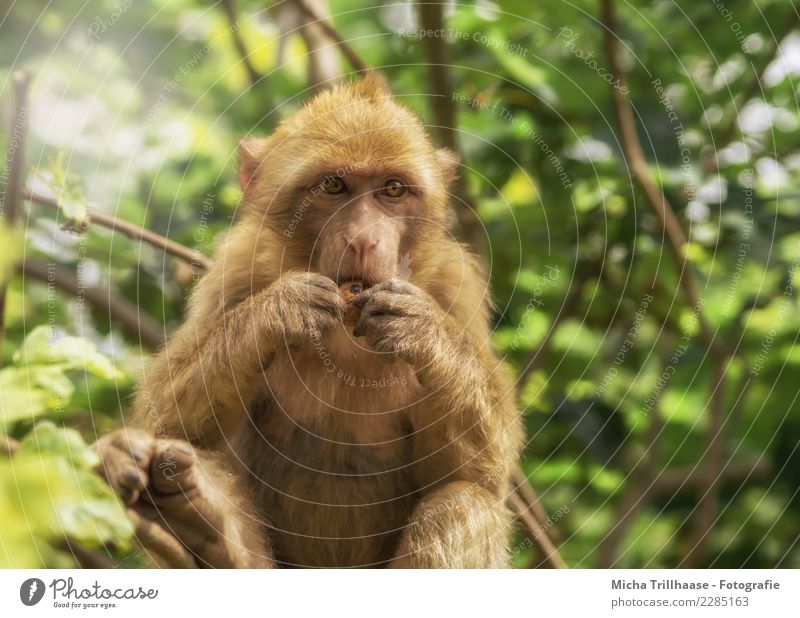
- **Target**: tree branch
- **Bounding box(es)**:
[20,258,165,349]
[218,0,261,87]
[0,70,31,357]
[512,467,560,543]
[685,360,728,565]
[287,0,343,90]
[599,0,717,352]
[293,0,370,74]
[509,491,567,568]
[653,456,770,495]
[415,1,484,257]
[23,188,213,272]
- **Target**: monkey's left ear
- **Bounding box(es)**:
[238,137,264,192]
[436,148,461,187]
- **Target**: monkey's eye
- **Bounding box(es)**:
[382,179,407,198]
[322,176,347,194]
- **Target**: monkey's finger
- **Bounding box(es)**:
[357,291,418,319]
[103,428,154,465]
[361,278,419,298]
[352,304,391,338]
[93,431,154,505]
[353,310,402,344]
[127,507,197,568]
[95,447,149,505]
[352,279,406,308]
[303,273,339,293]
[309,290,347,317]
[149,440,197,495]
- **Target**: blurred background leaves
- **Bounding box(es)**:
[0,0,799,568]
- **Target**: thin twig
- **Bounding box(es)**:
[0,70,31,357]
[512,467,559,542]
[652,457,770,495]
[20,258,165,349]
[23,188,213,271]
[518,266,593,384]
[218,0,261,87]
[0,433,20,455]
[293,0,370,74]
[509,491,567,568]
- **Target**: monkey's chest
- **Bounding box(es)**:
[263,327,422,454]
[244,330,423,567]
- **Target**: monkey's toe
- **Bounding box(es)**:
[149,440,196,495]
[93,429,154,505]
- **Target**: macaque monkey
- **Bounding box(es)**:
[94,74,523,568]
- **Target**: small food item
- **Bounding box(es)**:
[339,280,366,325]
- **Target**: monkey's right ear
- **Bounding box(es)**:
[436,148,461,187]
[238,137,264,192]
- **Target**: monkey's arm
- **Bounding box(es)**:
[355,278,523,567]
[134,271,345,444]
[389,354,520,568]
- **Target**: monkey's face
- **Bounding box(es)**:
[302,170,418,286]
[238,76,460,285]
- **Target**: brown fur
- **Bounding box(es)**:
[115,75,524,568]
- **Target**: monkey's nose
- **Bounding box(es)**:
[345,236,380,270]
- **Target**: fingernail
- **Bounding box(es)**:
[123,469,141,485]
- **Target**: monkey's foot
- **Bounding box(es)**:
[93,429,258,568]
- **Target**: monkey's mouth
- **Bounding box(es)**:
[335,274,377,289]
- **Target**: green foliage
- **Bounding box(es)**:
[1,421,133,568]
[1,326,124,424]
[0,329,131,567]
[1,0,798,568]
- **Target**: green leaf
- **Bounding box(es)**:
[0,422,134,565]
[20,421,99,469]
[15,326,124,380]
[0,366,61,423]
[33,151,89,228]
[485,28,559,106]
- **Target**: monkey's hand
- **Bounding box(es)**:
[265,271,346,346]
[93,429,268,568]
[352,278,454,367]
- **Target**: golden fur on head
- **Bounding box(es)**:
[239,74,459,224]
